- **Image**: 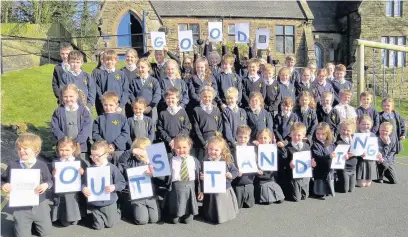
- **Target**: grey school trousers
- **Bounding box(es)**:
[13,201,52,237]
[89,202,121,230]
[337,170,356,193]
[378,163,398,184]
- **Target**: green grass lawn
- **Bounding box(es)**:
[2,63,408,157]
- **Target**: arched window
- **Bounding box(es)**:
[314,43,323,69]
[117,12,143,54]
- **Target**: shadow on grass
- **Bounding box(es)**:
[1,123,56,164]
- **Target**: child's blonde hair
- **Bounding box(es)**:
[68,51,83,62]
[301,67,312,77]
[102,91,119,104]
[16,133,42,154]
[103,49,118,61]
[61,84,79,97]
[237,125,251,136]
[57,137,81,157]
[257,128,274,141]
[207,136,233,164]
[131,137,151,150]
[279,67,291,76]
[285,56,296,62]
[290,122,306,135]
[380,121,393,131]
[221,54,235,66]
[339,89,352,97]
[264,64,275,74]
[226,87,239,99]
[166,59,181,78]
[137,58,152,72]
[247,58,260,68]
[321,91,333,101]
[194,57,213,85]
[339,119,356,133]
[174,135,193,147]
[298,91,316,109]
[315,122,333,147]
[125,48,139,59]
[200,85,216,98]
[249,92,264,107]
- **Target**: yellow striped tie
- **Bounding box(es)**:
[22,162,30,169]
[180,157,189,181]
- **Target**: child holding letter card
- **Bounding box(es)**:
[200,137,239,224]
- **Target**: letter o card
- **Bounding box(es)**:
[292,151,312,179]
[204,161,226,193]
[55,161,81,193]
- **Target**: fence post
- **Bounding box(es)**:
[47,37,51,64]
[357,43,365,102]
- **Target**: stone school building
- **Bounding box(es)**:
[97,0,407,70]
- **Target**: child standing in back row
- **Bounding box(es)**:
[356,91,380,134]
[379,97,406,155]
[94,50,129,115]
[52,42,73,102]
[223,87,247,148]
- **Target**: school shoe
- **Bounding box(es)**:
[378,179,384,183]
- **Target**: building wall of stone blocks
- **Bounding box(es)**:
[161,17,310,67]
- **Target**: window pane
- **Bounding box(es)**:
[389,37,395,67]
[178,24,188,31]
[228,24,235,35]
[285,36,294,54]
[276,36,284,53]
[381,37,388,66]
[285,26,294,35]
[229,35,235,41]
[386,0,392,16]
[314,44,323,69]
[394,0,401,17]
[191,24,200,34]
[118,54,126,61]
[276,25,283,35]
[397,37,405,67]
[193,35,199,45]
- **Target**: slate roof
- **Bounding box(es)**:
[150,1,307,19]
[307,1,340,32]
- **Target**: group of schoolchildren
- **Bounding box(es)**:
[1,39,405,237]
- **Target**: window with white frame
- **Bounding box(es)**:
[381,36,406,67]
[386,0,402,17]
